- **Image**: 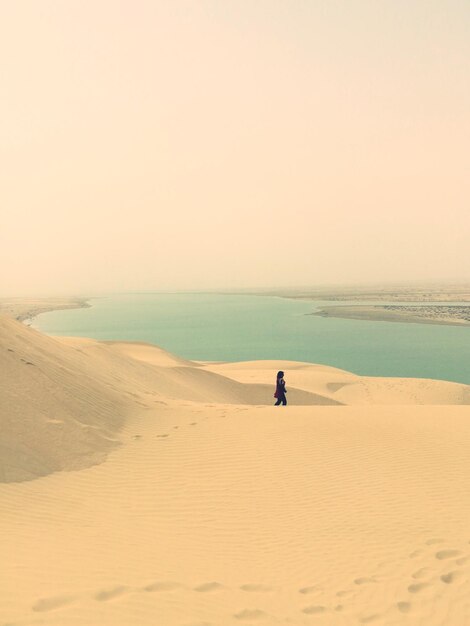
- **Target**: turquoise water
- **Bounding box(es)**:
[32,293,470,384]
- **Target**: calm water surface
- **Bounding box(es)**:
[32,293,470,384]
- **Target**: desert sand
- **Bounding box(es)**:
[1,315,470,626]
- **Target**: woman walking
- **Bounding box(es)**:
[274,370,287,406]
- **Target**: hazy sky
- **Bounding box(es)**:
[1,1,469,295]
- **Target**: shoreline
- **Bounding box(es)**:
[2,293,470,330]
[0,296,91,323]
[313,304,470,327]
[267,285,470,303]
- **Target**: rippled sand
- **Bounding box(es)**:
[1,315,470,625]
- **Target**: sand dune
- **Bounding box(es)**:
[204,360,470,405]
[0,316,128,482]
[1,315,470,625]
[0,319,340,482]
[102,339,198,368]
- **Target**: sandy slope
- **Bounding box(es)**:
[1,316,470,626]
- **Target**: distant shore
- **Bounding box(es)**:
[0,297,91,323]
[313,304,470,327]
[267,285,470,303]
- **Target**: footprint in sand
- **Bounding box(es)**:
[441,571,464,584]
[189,422,198,426]
[142,581,183,592]
[409,549,425,558]
[156,434,169,438]
[20,358,34,365]
[408,582,430,593]
[32,595,76,612]
[435,549,463,560]
[456,556,469,565]
[240,584,272,592]
[354,577,376,585]
[94,586,128,601]
[299,585,322,595]
[358,614,382,624]
[412,567,434,579]
[194,582,224,592]
[234,609,267,621]
[302,605,326,615]
[397,601,412,614]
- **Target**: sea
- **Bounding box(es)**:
[32,293,470,385]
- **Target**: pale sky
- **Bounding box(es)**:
[1,0,469,296]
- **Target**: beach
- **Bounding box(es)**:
[1,311,470,625]
[264,285,470,327]
[313,304,470,327]
[0,296,90,323]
